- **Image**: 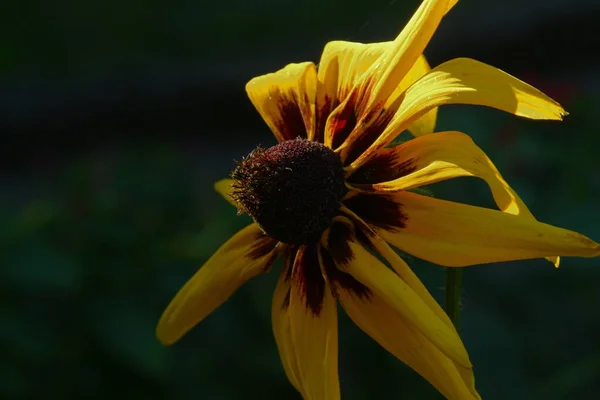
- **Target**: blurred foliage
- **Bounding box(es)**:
[1,0,425,77]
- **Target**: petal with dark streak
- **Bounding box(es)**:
[156,224,279,345]
[323,218,472,368]
[291,245,327,316]
[246,62,317,143]
[336,208,480,398]
[370,191,600,266]
[336,54,438,164]
[272,247,304,395]
[340,206,453,329]
[318,41,390,107]
[343,193,407,232]
[324,55,437,163]
[272,245,340,399]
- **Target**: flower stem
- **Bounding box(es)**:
[445,268,463,329]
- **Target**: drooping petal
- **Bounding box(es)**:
[246,62,317,142]
[340,205,453,329]
[331,209,479,398]
[156,224,280,345]
[214,178,237,207]
[345,191,600,267]
[351,131,523,197]
[273,245,340,399]
[271,247,304,395]
[352,58,567,169]
[323,218,471,368]
[337,287,479,399]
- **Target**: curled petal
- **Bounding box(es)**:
[246,62,317,142]
[349,191,600,267]
[364,0,457,110]
[352,58,567,169]
[348,131,560,264]
[156,224,280,344]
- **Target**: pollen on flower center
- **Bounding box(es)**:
[231,138,347,244]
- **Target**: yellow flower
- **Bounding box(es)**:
[156,0,599,398]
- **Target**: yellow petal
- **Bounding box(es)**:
[271,248,304,395]
[337,209,480,398]
[337,288,479,399]
[214,178,237,208]
[318,41,390,146]
[360,191,600,267]
[447,0,459,11]
[364,0,456,110]
[246,62,317,142]
[156,224,280,345]
[318,40,391,105]
[397,55,438,137]
[352,131,561,265]
[280,245,340,399]
[340,205,453,329]
[326,54,437,161]
[317,39,437,149]
[352,57,567,169]
[323,219,471,368]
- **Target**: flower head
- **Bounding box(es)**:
[156,0,600,398]
[230,138,347,244]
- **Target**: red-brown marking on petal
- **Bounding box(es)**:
[355,75,378,115]
[348,149,416,184]
[326,220,355,266]
[283,245,298,282]
[329,92,359,150]
[271,88,308,142]
[280,246,298,310]
[314,92,337,144]
[342,107,394,165]
[281,288,291,311]
[292,244,326,316]
[247,231,280,267]
[343,193,407,231]
[320,246,371,299]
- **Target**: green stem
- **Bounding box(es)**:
[445,268,463,329]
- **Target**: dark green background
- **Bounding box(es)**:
[2,0,600,399]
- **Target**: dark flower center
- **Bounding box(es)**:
[231,138,347,244]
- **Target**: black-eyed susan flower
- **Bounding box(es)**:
[156,0,600,398]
